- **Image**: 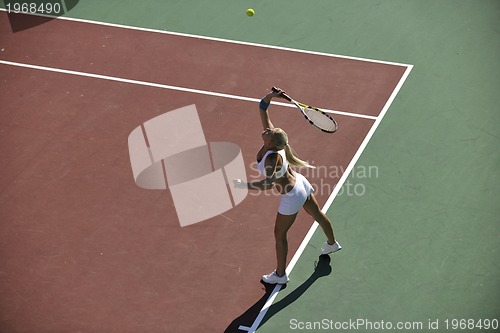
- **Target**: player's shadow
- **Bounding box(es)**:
[224,255,333,332]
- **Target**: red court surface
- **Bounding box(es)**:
[0,12,408,332]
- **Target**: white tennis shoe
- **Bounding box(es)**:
[262,270,289,284]
[321,241,342,255]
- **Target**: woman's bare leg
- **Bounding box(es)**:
[274,212,298,276]
[303,194,336,244]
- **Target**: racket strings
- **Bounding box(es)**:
[304,107,337,132]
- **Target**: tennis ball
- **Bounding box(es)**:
[246,8,255,17]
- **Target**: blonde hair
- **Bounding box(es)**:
[270,128,315,169]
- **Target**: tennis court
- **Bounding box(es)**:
[0,1,498,333]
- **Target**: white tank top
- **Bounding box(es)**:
[257,149,289,179]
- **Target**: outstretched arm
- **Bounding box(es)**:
[259,87,285,130]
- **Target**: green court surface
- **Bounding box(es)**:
[3,1,499,332]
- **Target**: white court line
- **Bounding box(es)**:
[0,8,411,68]
[242,64,413,332]
[0,60,377,120]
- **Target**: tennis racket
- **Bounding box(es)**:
[272,87,338,133]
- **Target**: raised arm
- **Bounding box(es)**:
[259,87,285,130]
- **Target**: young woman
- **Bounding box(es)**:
[234,87,341,284]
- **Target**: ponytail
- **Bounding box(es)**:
[284,144,315,169]
[270,127,315,169]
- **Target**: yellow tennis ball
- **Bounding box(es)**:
[246,8,255,17]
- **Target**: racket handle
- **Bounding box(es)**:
[271,86,292,101]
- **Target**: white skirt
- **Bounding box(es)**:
[278,173,315,215]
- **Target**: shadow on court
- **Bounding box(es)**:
[224,255,333,332]
[5,0,80,32]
